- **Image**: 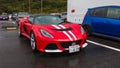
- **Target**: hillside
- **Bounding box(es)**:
[0,0,67,14]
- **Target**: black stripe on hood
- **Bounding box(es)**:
[52,27,72,31]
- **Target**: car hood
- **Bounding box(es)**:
[35,23,84,41]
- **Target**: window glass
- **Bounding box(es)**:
[29,17,34,23]
[107,8,120,19]
[90,8,107,18]
[34,16,63,24]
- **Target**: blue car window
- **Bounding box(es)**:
[107,8,120,19]
[90,8,107,18]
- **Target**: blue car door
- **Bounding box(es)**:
[91,17,110,34]
[106,19,120,37]
[89,8,109,34]
[105,7,120,37]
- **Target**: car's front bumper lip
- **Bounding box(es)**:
[45,50,63,53]
[44,42,88,53]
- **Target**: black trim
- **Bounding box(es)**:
[53,27,72,31]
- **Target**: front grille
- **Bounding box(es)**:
[60,40,82,48]
[45,44,58,50]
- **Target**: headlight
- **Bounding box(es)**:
[81,26,85,35]
[40,29,54,38]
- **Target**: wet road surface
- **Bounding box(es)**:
[0,21,120,68]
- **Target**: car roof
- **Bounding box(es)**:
[89,6,120,10]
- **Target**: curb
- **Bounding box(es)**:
[6,27,17,30]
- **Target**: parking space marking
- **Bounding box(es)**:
[87,40,120,52]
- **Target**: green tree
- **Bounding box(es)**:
[0,0,67,14]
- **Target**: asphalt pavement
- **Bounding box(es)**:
[0,21,120,68]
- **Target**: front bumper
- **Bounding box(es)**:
[40,38,88,53]
[43,42,88,53]
[35,31,87,53]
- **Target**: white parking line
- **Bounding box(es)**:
[87,40,120,52]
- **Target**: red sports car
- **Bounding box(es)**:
[18,15,88,53]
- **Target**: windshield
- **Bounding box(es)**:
[34,15,63,24]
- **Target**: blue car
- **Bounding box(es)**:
[82,6,120,39]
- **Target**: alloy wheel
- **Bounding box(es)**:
[30,33,36,50]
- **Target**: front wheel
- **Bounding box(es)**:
[83,25,92,36]
[30,32,37,52]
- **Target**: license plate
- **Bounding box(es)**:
[69,45,80,53]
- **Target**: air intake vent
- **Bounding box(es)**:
[60,40,81,48]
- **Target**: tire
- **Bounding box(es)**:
[83,25,92,36]
[30,32,37,52]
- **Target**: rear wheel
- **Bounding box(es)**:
[30,32,37,52]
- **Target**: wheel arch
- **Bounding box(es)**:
[82,23,93,36]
